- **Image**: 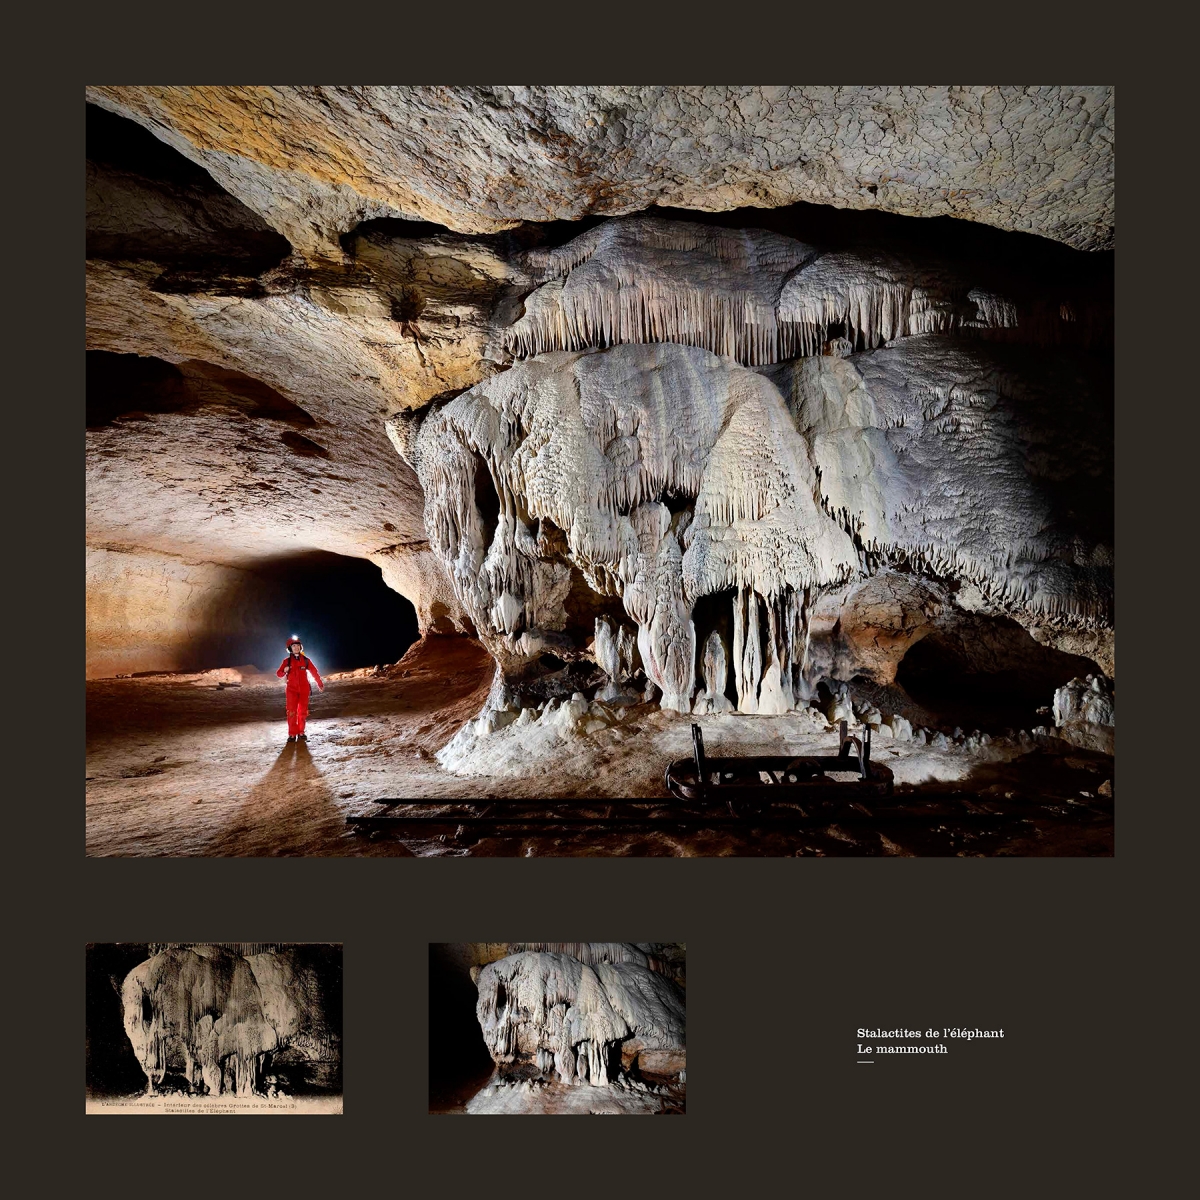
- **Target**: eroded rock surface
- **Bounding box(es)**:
[87,86,1113,256]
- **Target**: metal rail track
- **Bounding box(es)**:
[344,795,1101,832]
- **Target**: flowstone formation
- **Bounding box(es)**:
[395,215,1113,766]
[466,944,686,1115]
[119,944,339,1098]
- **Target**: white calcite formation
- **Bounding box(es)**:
[120,944,336,1097]
[693,629,735,714]
[397,340,858,713]
[398,221,1111,727]
[505,218,1072,368]
[505,942,657,968]
[1052,673,1115,754]
[469,946,685,1107]
[506,218,819,364]
[765,335,1113,628]
[1053,675,1114,728]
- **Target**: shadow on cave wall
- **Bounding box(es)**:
[86,351,318,429]
[86,102,292,273]
[85,943,154,1098]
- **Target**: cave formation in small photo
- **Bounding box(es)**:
[85,87,1114,857]
[429,943,686,1115]
[85,943,343,1113]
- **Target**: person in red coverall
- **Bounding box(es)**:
[276,636,324,743]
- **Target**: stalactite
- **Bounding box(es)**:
[508,943,649,967]
[504,218,1057,369]
[509,217,817,367]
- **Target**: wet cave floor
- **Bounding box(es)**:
[86,637,1113,858]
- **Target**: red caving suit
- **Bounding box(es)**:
[276,653,324,736]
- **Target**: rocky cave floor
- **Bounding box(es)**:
[86,638,1113,858]
[430,1072,685,1116]
[464,1077,684,1116]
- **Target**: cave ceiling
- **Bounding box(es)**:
[87,86,1114,256]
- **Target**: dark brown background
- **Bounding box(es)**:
[6,6,1176,1197]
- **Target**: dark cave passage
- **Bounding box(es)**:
[86,351,316,428]
[255,551,420,674]
[895,620,1099,733]
[86,943,155,1098]
[143,550,420,675]
[429,945,495,1113]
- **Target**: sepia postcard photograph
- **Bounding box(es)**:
[85,942,343,1114]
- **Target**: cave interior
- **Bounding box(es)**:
[429,942,686,1114]
[85,87,1114,854]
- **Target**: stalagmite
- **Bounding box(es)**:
[697,630,734,713]
[1053,674,1114,729]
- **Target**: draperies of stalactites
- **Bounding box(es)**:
[504,217,1091,369]
[401,344,858,713]
[507,943,649,967]
[148,942,288,957]
[724,584,815,714]
[474,949,685,1090]
[120,945,337,1097]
